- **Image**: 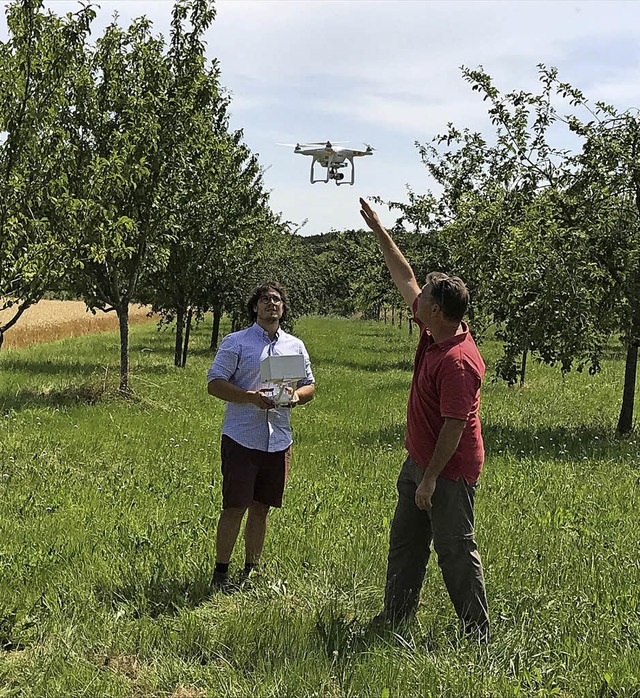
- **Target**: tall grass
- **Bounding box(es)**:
[0,316,639,697]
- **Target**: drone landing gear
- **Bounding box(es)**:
[310,156,355,186]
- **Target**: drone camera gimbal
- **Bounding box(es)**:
[310,155,355,186]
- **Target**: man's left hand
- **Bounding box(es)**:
[287,390,299,408]
[415,476,436,511]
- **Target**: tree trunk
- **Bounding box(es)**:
[617,340,638,434]
[520,346,528,388]
[391,306,395,326]
[0,301,31,351]
[118,308,130,393]
[409,318,413,336]
[618,151,640,434]
[210,304,222,350]
[384,307,387,325]
[181,307,193,368]
[399,308,403,329]
[174,307,185,367]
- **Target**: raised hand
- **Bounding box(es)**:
[359,197,383,232]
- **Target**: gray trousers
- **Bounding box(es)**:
[384,456,489,633]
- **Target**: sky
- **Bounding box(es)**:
[3,0,640,235]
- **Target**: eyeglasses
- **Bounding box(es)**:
[259,294,283,305]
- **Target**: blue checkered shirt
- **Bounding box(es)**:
[207,322,315,452]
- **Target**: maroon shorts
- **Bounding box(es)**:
[220,435,291,509]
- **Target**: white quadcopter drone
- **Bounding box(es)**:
[279,140,374,185]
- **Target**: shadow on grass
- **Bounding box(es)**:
[96,572,215,619]
[599,345,628,361]
[0,356,106,377]
[318,355,413,373]
[352,326,410,338]
[313,603,445,660]
[357,422,406,448]
[1,346,211,380]
[0,609,29,653]
[0,353,177,411]
[0,382,144,412]
[357,420,630,464]
[129,342,215,360]
[483,422,627,463]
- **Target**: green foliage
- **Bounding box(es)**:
[296,232,359,317]
[0,0,93,345]
[63,11,180,390]
[379,64,640,430]
[1,318,639,695]
[1,0,280,384]
[297,229,415,319]
[135,0,279,366]
[215,227,316,336]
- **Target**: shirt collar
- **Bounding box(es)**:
[251,322,280,342]
[426,321,469,351]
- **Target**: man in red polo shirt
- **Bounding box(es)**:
[360,198,489,637]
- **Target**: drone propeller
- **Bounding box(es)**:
[276,142,300,147]
[299,140,349,146]
[363,143,376,151]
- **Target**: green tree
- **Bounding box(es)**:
[558,89,640,432]
[0,0,93,348]
[66,11,174,391]
[385,67,612,386]
[145,137,279,365]
[216,223,314,339]
[385,64,640,431]
[138,0,232,366]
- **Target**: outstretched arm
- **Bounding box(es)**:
[359,197,421,309]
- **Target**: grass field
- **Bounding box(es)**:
[0,315,639,697]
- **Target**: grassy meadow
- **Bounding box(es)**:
[0,315,639,697]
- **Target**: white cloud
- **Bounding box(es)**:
[310,92,488,140]
[587,75,640,109]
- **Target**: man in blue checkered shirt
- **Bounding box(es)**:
[207,282,315,589]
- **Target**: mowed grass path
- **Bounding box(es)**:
[0,316,639,697]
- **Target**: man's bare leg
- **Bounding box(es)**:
[244,501,270,566]
[216,507,246,564]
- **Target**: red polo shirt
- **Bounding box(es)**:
[405,305,485,484]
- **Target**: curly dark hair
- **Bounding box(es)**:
[247,281,289,323]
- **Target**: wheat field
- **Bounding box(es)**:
[0,300,154,348]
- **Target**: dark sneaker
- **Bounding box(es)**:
[367,610,413,633]
[211,570,234,594]
[239,565,264,587]
[369,611,393,629]
[459,620,490,644]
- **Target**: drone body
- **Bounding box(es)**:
[281,140,374,185]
